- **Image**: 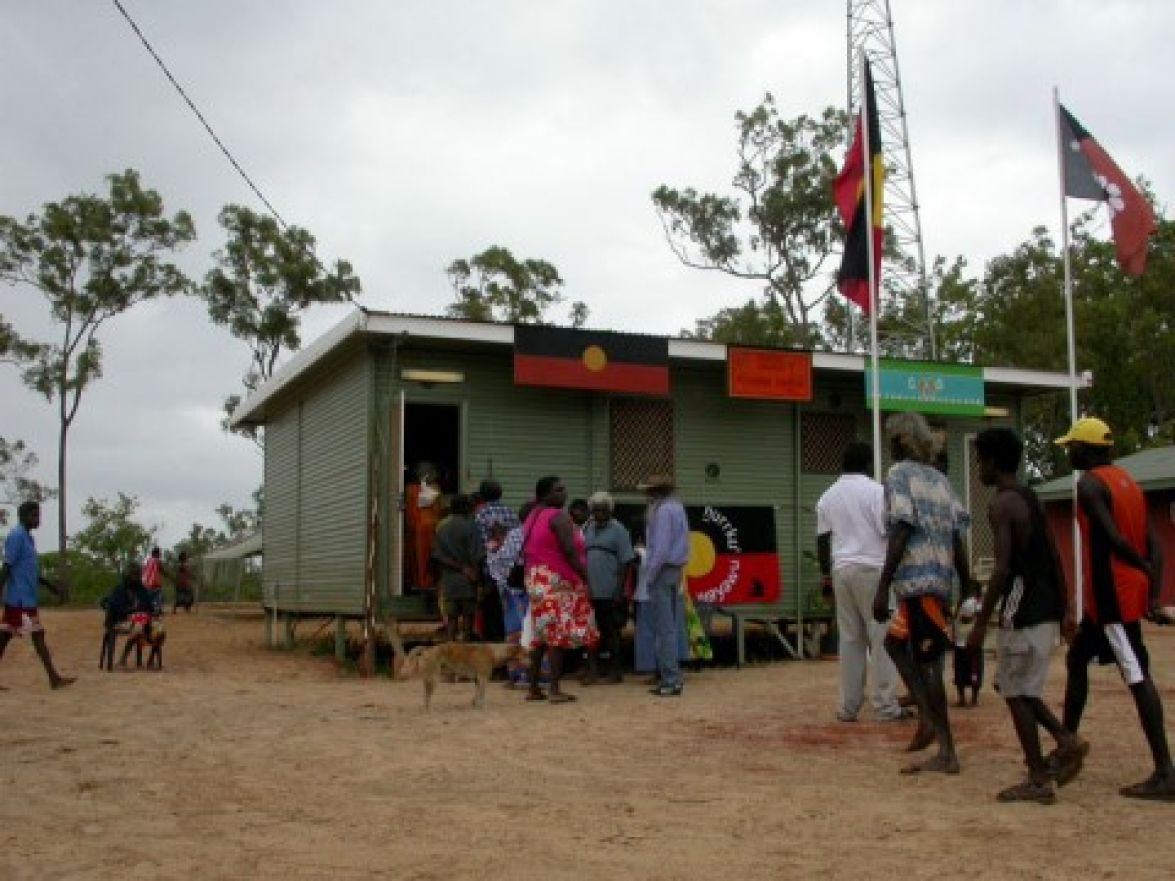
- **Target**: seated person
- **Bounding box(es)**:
[101,562,142,631]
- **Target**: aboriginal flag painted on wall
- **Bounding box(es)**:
[513,326,670,395]
[1059,104,1156,276]
[833,59,884,313]
[614,503,781,605]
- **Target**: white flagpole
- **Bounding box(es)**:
[1053,86,1083,622]
[862,54,882,481]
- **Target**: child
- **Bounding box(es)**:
[952,588,983,707]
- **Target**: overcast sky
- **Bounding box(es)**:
[2,0,1172,551]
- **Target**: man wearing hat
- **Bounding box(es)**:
[640,474,690,697]
[1056,417,1174,801]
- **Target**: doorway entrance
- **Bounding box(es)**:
[400,402,462,594]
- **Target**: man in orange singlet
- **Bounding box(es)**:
[1056,417,1174,801]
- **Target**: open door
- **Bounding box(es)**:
[389,390,405,596]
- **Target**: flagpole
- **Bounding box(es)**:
[1053,86,1083,622]
[862,53,882,481]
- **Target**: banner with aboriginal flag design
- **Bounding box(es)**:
[615,503,781,605]
[513,326,669,396]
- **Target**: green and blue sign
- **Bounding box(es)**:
[864,359,985,416]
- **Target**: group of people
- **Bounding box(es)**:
[417,472,695,702]
[0,503,197,687]
[818,411,1173,803]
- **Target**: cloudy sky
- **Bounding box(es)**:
[2,0,1172,551]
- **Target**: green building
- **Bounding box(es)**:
[232,308,1076,656]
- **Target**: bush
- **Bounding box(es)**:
[39,550,118,608]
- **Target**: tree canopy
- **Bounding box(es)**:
[71,492,156,573]
[203,205,361,430]
[0,169,195,582]
[0,437,54,527]
[446,245,587,326]
[654,97,847,348]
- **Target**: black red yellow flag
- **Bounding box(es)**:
[513,326,669,395]
[833,59,884,312]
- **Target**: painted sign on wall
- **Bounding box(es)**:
[614,503,781,605]
[728,348,813,401]
[864,359,985,416]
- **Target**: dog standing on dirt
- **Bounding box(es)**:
[398,643,526,712]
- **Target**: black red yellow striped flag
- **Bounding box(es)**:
[833,59,883,313]
[513,326,669,395]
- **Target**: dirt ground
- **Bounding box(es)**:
[2,609,1175,880]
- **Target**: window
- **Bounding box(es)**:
[801,412,856,474]
[610,399,674,490]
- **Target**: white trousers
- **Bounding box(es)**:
[834,563,900,719]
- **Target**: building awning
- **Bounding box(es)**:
[1034,445,1175,501]
[201,532,262,561]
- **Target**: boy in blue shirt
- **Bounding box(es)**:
[0,502,75,689]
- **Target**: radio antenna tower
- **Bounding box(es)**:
[846,0,935,359]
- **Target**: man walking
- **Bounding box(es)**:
[1055,417,1175,801]
[817,441,905,722]
[0,501,75,690]
[967,427,1087,804]
[874,412,970,774]
[641,474,689,698]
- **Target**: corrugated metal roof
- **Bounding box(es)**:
[231,307,1087,426]
[1034,445,1175,500]
[201,531,262,560]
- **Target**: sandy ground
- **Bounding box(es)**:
[2,609,1175,880]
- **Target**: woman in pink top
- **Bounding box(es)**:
[522,475,599,703]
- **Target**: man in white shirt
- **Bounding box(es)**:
[817,441,905,722]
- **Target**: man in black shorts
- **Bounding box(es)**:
[1055,417,1174,801]
[967,428,1087,804]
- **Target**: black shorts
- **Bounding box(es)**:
[1067,617,1150,686]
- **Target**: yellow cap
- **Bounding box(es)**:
[1054,417,1113,447]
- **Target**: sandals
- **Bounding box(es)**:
[900,754,960,775]
[997,778,1057,805]
[1119,772,1175,801]
[1046,737,1090,788]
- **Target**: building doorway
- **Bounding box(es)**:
[400,402,462,595]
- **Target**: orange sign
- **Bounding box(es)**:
[728,348,813,401]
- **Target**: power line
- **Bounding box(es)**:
[110,0,292,231]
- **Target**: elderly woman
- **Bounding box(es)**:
[521,475,599,702]
[583,491,635,684]
[874,411,971,774]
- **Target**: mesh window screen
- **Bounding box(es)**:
[801,412,857,473]
[610,399,674,490]
[966,435,997,565]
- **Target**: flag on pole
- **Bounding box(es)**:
[1059,105,1156,276]
[834,59,884,313]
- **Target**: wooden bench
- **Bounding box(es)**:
[711,603,800,667]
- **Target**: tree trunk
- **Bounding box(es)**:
[56,396,70,601]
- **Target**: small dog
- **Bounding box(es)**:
[398,642,526,712]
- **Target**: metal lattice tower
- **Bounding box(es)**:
[847,0,935,359]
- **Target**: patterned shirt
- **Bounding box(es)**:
[885,460,969,600]
[474,501,520,545]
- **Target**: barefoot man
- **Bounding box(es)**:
[873,413,969,774]
[0,501,75,690]
[1055,417,1175,801]
[967,427,1087,804]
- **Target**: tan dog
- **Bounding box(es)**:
[399,642,526,712]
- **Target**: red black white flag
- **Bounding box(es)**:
[513,325,669,396]
[834,59,884,313]
[1059,105,1156,276]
